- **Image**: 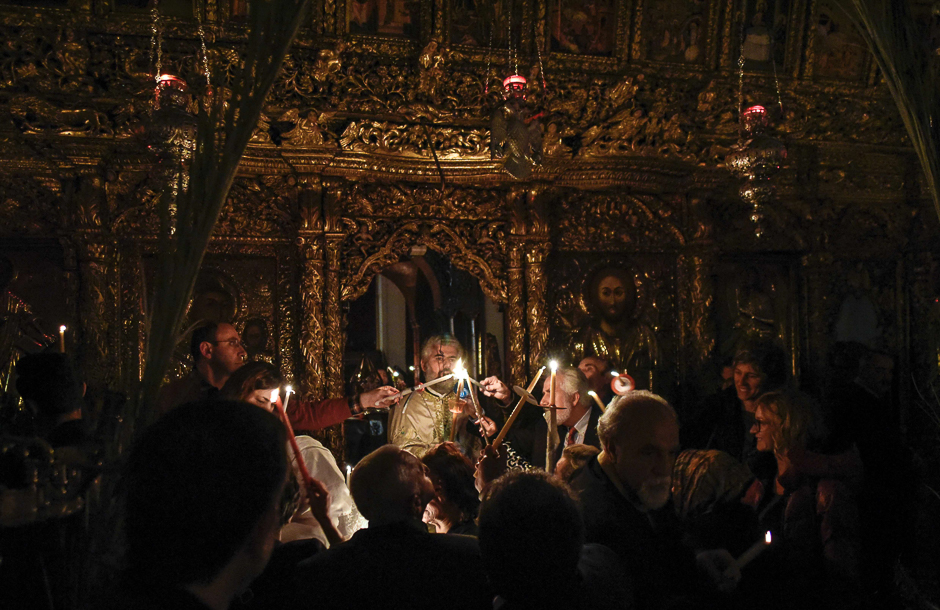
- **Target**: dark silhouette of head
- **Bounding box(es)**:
[122,400,288,589]
[478,471,584,606]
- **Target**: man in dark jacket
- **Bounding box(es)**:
[296,444,491,610]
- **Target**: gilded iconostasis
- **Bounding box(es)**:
[0,0,939,432]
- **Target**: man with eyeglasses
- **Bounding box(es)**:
[156,321,248,417]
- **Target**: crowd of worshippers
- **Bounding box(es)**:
[0,321,917,610]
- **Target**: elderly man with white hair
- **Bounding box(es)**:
[569,390,741,610]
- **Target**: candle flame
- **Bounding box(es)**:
[270,389,279,404]
[610,370,619,377]
[765,531,772,544]
[588,390,597,397]
[285,385,293,395]
[549,360,558,372]
[59,325,67,332]
[453,358,466,379]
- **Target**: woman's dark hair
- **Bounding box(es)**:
[423,442,480,521]
[219,361,282,402]
[733,340,789,392]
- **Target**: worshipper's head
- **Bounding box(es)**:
[598,390,679,511]
[718,355,734,391]
[191,321,247,383]
[349,444,436,526]
[218,361,282,411]
[15,352,84,425]
[752,389,822,457]
[539,366,591,427]
[478,471,584,606]
[555,443,600,483]
[122,400,288,595]
[732,340,788,404]
[857,349,894,398]
[578,356,611,398]
[422,442,480,533]
[419,334,464,381]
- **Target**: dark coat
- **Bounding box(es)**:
[295,520,491,610]
[569,457,699,610]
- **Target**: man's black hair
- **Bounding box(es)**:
[122,400,287,587]
[190,322,220,366]
[733,339,789,391]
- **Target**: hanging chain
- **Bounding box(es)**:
[152,3,163,83]
[535,18,546,93]
[507,0,514,76]
[485,22,494,94]
[195,0,211,89]
[771,43,783,117]
[737,0,745,139]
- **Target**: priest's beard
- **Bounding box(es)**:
[638,476,672,510]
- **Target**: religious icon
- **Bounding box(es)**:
[550,0,616,56]
[812,4,868,81]
[242,317,274,363]
[741,0,789,70]
[448,0,510,47]
[645,0,708,64]
[348,0,420,37]
[573,265,658,390]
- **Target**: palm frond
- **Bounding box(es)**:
[132,0,312,436]
[838,0,940,223]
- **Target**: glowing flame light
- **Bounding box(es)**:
[765,531,772,544]
[59,325,67,332]
[270,389,279,404]
[549,360,559,372]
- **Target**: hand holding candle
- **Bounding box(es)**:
[724,531,772,578]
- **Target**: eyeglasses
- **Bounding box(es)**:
[210,338,246,349]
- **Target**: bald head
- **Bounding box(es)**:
[598,391,679,510]
[349,445,436,525]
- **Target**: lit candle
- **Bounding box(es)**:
[726,531,772,576]
[282,385,293,412]
[587,390,606,413]
[59,325,66,353]
[549,360,558,407]
[547,360,559,473]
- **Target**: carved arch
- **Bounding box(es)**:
[340,220,509,304]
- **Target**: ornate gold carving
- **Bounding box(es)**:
[554,191,686,250]
[506,241,526,385]
[525,241,550,377]
[324,233,345,398]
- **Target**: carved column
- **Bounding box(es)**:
[800,252,835,384]
[75,237,114,388]
[297,180,325,399]
[676,251,717,401]
[525,241,550,377]
[323,187,346,398]
[506,241,526,385]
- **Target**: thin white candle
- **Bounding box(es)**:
[374,373,456,406]
[727,531,772,576]
[587,390,606,413]
[58,325,66,353]
[282,385,293,412]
